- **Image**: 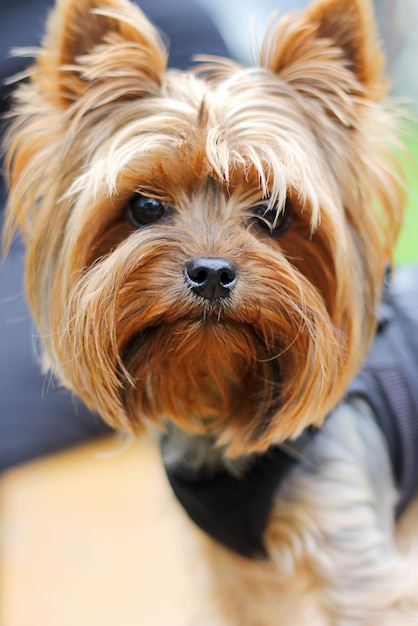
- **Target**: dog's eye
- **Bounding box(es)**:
[250,196,292,237]
[127,193,169,227]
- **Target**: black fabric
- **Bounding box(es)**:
[348,270,418,515]
[163,428,318,559]
[164,446,297,559]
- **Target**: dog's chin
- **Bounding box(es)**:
[116,299,348,456]
[120,317,284,451]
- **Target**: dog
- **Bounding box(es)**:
[3,0,418,622]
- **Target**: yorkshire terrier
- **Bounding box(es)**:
[3,0,418,623]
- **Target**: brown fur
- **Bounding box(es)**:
[3,0,404,456]
[4,1,417,622]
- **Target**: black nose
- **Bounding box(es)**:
[184,256,238,300]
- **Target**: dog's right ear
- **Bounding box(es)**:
[261,0,386,102]
[37,0,167,109]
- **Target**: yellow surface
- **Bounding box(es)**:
[0,437,207,626]
[1,436,418,626]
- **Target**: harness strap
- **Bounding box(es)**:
[348,297,418,515]
[163,430,317,559]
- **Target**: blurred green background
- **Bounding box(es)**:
[394,124,418,265]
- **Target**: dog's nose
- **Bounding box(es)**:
[184,256,237,300]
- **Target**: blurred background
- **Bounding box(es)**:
[200,0,418,106]
[0,1,417,625]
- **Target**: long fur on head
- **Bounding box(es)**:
[3,0,404,456]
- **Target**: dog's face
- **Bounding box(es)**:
[4,0,404,455]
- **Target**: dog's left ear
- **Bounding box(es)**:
[262,0,386,100]
[37,0,168,109]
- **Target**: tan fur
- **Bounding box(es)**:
[3,0,417,622]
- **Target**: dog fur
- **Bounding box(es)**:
[3,0,418,622]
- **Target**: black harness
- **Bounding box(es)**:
[347,281,418,516]
[164,431,315,559]
[163,269,418,559]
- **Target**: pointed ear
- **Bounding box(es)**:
[262,0,385,100]
[305,0,383,92]
[38,0,167,108]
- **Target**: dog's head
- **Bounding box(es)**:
[4,0,404,455]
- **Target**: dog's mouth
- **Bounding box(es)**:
[118,319,286,446]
